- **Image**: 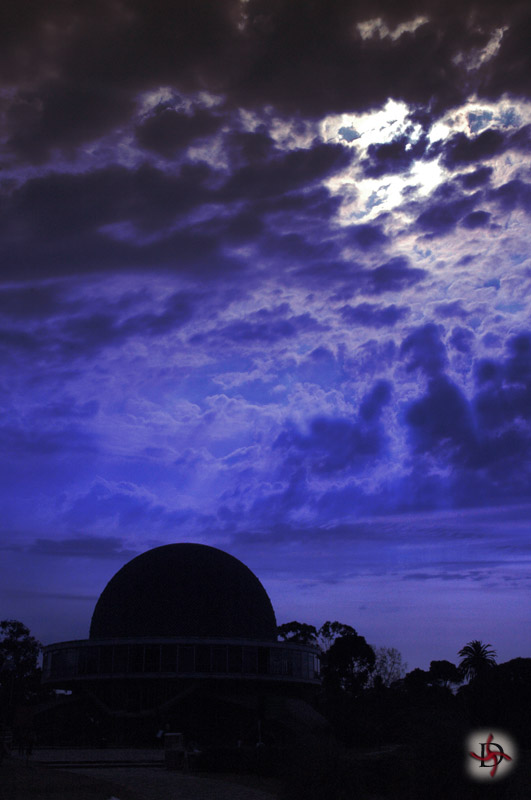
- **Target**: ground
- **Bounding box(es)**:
[0,755,281,800]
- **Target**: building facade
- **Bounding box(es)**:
[42,543,320,744]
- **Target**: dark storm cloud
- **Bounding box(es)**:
[191,304,327,347]
[62,481,216,535]
[57,290,198,356]
[236,0,529,117]
[340,302,409,328]
[433,301,469,319]
[5,80,135,164]
[487,179,531,214]
[274,380,391,476]
[0,327,43,354]
[478,3,531,102]
[474,333,531,430]
[0,1,237,157]
[366,256,426,295]
[344,224,388,250]
[258,232,338,265]
[135,104,224,157]
[360,133,429,178]
[395,326,531,507]
[0,0,528,170]
[415,187,480,236]
[437,125,530,169]
[0,422,97,458]
[120,290,197,336]
[0,139,351,280]
[449,326,475,353]
[0,162,214,241]
[405,374,474,459]
[69,289,195,346]
[0,163,225,278]
[221,141,352,201]
[457,166,493,189]
[460,210,490,229]
[0,284,75,319]
[0,287,200,360]
[29,535,137,559]
[268,252,424,300]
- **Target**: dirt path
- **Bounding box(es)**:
[67,766,280,800]
[0,760,143,800]
[0,759,280,800]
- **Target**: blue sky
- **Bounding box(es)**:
[0,0,530,669]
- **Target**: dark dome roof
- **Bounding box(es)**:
[89,543,277,641]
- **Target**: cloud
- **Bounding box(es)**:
[0,284,74,319]
[488,179,531,214]
[61,479,215,535]
[191,304,328,346]
[394,327,531,506]
[449,326,475,354]
[474,333,531,431]
[404,374,475,460]
[439,125,530,168]
[0,421,98,459]
[0,0,527,179]
[135,104,224,157]
[29,535,138,559]
[401,323,448,376]
[366,256,426,295]
[457,166,493,189]
[434,301,469,320]
[415,186,480,236]
[340,302,409,328]
[344,224,388,250]
[460,210,491,229]
[222,141,352,201]
[360,133,429,178]
[5,80,135,164]
[274,380,391,476]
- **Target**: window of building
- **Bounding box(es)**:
[144,645,161,673]
[195,644,211,673]
[161,644,177,672]
[212,645,228,673]
[228,645,242,673]
[129,645,144,673]
[243,646,257,674]
[178,645,194,673]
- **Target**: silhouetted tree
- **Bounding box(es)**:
[457,640,496,681]
[322,633,375,696]
[317,621,356,653]
[428,659,461,688]
[0,620,41,709]
[277,621,318,645]
[403,667,430,693]
[370,646,407,687]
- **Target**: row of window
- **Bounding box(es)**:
[43,643,320,682]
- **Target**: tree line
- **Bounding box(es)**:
[277,618,498,691]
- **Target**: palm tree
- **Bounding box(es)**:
[458,640,497,681]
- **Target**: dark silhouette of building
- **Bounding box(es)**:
[42,544,320,745]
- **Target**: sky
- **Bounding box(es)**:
[0,0,530,671]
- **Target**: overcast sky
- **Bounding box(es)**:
[0,0,530,670]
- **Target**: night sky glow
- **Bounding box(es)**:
[1,0,530,670]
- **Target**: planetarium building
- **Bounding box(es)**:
[42,544,320,744]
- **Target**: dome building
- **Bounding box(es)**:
[42,544,320,744]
